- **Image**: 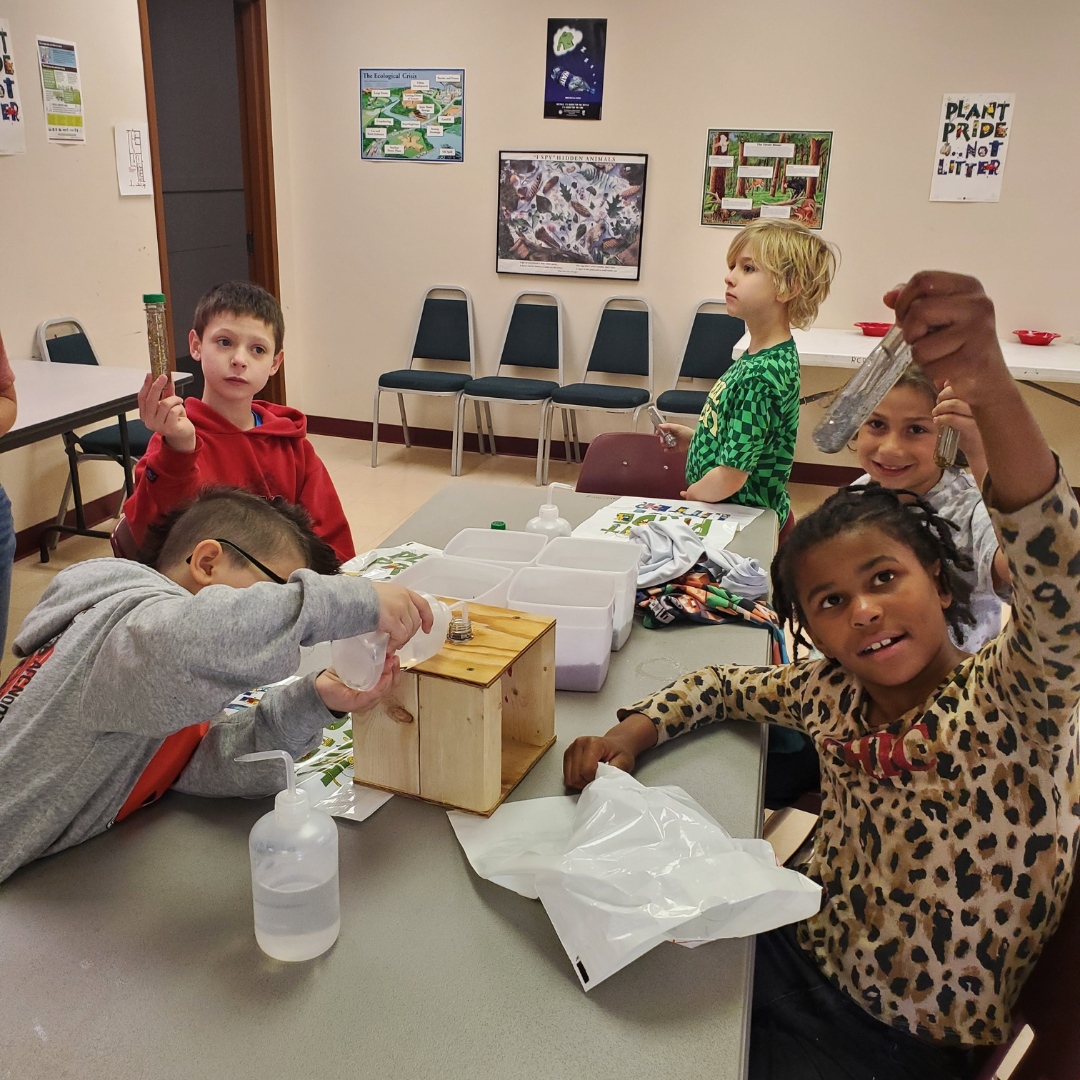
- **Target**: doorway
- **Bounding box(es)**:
[137,0,285,403]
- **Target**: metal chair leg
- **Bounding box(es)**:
[472,400,487,455]
[570,411,582,463]
[631,404,646,431]
[452,394,468,476]
[535,402,548,486]
[371,387,382,467]
[50,474,73,551]
[483,402,497,457]
[541,400,555,486]
[397,394,412,449]
[561,408,572,465]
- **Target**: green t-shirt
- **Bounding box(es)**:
[685,338,800,523]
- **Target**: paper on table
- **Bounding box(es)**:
[340,542,442,581]
[571,495,760,547]
[448,765,820,991]
[224,678,394,823]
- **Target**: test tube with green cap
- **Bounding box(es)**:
[143,293,169,379]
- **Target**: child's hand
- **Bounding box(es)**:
[138,373,196,452]
[316,656,401,715]
[657,423,694,452]
[562,734,637,790]
[884,272,1008,409]
[934,382,986,470]
[373,584,433,651]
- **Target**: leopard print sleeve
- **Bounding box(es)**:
[616,661,816,744]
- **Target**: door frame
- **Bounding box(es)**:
[137,0,286,404]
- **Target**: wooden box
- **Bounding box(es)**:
[352,601,556,815]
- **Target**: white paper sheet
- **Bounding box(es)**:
[571,495,761,544]
[113,121,151,195]
[0,20,27,155]
[36,35,83,143]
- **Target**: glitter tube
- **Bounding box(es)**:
[812,325,912,453]
[143,293,169,379]
[934,424,960,469]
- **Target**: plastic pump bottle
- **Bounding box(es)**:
[236,750,340,961]
[525,482,574,539]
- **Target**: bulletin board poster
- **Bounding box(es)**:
[359,69,464,162]
[37,36,83,142]
[496,151,647,280]
[701,129,832,229]
[0,19,26,154]
[544,18,606,120]
[929,93,1014,202]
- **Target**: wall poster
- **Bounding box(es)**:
[359,69,464,162]
[496,151,647,280]
[36,35,83,142]
[929,93,1014,202]
[114,121,151,196]
[700,129,832,229]
[544,18,606,120]
[0,19,26,154]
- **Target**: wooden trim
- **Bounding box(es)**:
[136,0,176,370]
[14,489,124,562]
[234,0,285,405]
[789,461,864,487]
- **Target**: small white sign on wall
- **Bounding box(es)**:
[0,19,27,155]
[113,122,151,196]
[930,92,1015,203]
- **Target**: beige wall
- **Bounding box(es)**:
[0,0,160,530]
[266,0,1080,475]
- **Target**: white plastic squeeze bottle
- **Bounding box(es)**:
[236,750,340,962]
[525,482,574,538]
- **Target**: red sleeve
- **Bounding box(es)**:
[297,440,355,560]
[122,434,205,546]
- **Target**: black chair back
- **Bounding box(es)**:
[46,332,98,366]
[500,301,560,371]
[413,297,472,363]
[586,308,650,377]
[679,311,745,381]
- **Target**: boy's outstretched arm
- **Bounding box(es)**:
[888,273,1056,512]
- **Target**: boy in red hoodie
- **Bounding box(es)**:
[125,282,355,560]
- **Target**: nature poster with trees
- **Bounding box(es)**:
[497,151,647,280]
[700,129,832,229]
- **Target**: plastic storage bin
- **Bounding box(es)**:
[507,566,616,692]
[395,555,514,607]
[536,536,641,652]
[443,528,548,569]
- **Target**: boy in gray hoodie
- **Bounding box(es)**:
[0,487,430,883]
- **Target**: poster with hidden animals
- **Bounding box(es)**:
[496,151,647,279]
[701,129,832,229]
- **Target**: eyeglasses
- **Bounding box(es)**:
[186,538,288,584]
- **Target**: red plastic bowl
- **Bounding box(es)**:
[1013,330,1060,346]
[854,322,891,337]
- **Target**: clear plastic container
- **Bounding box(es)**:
[331,631,389,690]
[507,566,616,692]
[812,324,913,453]
[236,750,339,962]
[443,528,548,569]
[394,555,513,607]
[536,536,642,651]
[143,292,169,379]
[395,592,453,668]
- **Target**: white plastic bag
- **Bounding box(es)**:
[448,764,821,991]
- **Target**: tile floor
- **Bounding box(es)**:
[2,436,831,677]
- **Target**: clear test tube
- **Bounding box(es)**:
[143,292,169,379]
[934,424,960,469]
[812,324,913,453]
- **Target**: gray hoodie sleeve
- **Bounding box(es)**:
[172,675,331,797]
[80,569,380,738]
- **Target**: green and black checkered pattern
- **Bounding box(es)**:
[685,338,800,523]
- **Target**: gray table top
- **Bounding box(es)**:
[0,483,777,1080]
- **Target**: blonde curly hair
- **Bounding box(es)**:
[727,219,839,330]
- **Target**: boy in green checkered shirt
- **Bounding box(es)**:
[659,220,838,536]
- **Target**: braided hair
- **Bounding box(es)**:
[771,482,976,657]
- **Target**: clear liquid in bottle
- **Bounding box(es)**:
[253,874,341,962]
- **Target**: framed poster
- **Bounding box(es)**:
[544,18,606,120]
[359,69,464,161]
[496,151,647,280]
[929,93,1014,202]
[700,129,832,229]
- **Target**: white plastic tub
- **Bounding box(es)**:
[507,566,616,692]
[395,555,514,607]
[536,536,641,651]
[443,528,548,569]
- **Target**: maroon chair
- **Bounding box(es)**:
[574,431,687,500]
[110,515,139,560]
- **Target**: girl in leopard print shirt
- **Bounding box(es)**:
[564,273,1079,1080]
